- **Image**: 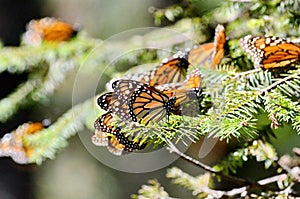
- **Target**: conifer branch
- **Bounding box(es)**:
[120,115,205,146]
[166,142,284,197]
[23,97,95,164]
[166,168,222,198]
[0,79,40,122]
[261,71,300,96]
[131,179,176,199]
[30,59,77,101]
[167,141,249,186]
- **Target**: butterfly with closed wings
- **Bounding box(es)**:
[188,24,227,68]
[23,17,79,45]
[106,51,190,90]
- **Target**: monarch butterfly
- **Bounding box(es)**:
[211,24,227,68]
[110,79,177,124]
[99,69,202,119]
[144,51,190,86]
[239,35,300,69]
[93,112,145,155]
[188,24,226,68]
[106,51,190,90]
[101,79,177,124]
[99,80,148,122]
[0,122,44,164]
[108,79,176,125]
[22,17,79,45]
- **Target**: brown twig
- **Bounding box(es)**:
[166,141,281,196]
[168,141,253,186]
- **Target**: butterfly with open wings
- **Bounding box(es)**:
[239,35,300,69]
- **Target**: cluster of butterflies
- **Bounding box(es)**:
[92,24,231,155]
[93,55,203,155]
[93,23,300,155]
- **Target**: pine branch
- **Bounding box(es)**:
[0,59,77,122]
[214,139,278,175]
[30,58,78,101]
[200,90,261,140]
[261,70,300,97]
[131,179,175,199]
[167,141,249,186]
[263,91,300,133]
[0,79,40,122]
[23,97,96,164]
[122,66,299,145]
[166,142,300,198]
[119,115,206,146]
[0,46,44,73]
[166,167,220,198]
[129,0,300,198]
[0,37,96,74]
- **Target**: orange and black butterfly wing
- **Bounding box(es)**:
[161,69,202,116]
[211,24,226,68]
[42,20,77,42]
[146,52,190,86]
[239,35,300,69]
[93,112,145,154]
[262,43,300,69]
[98,79,171,123]
[98,79,145,122]
[188,43,215,67]
[97,92,114,111]
[112,52,189,87]
[112,131,146,153]
[128,82,176,125]
[187,24,226,69]
[97,91,132,122]
[94,112,119,134]
[184,68,202,95]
